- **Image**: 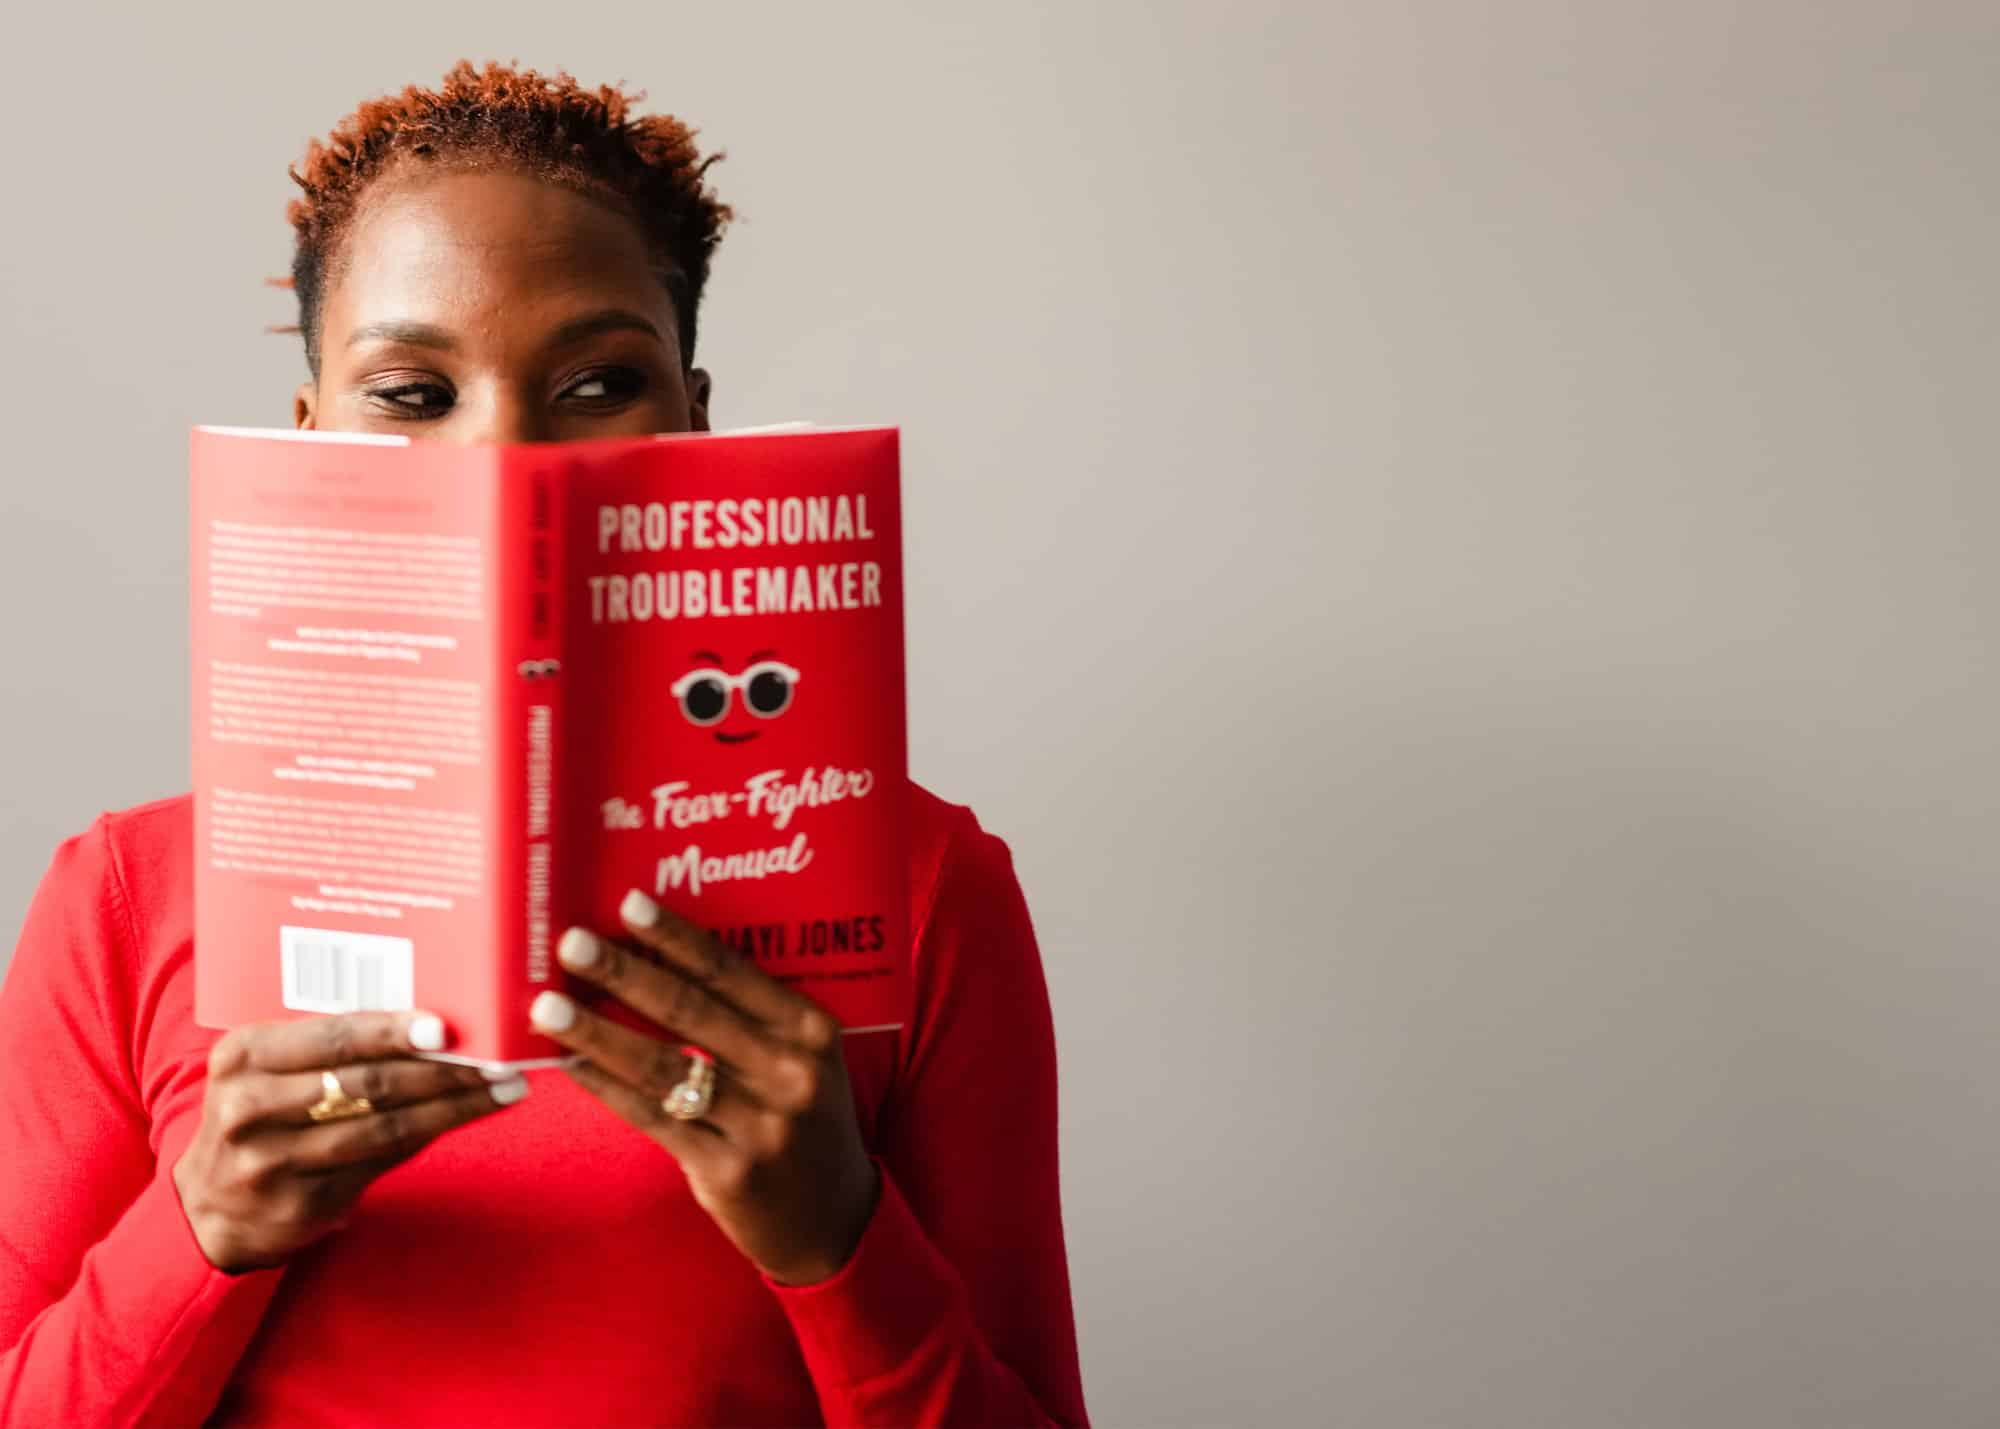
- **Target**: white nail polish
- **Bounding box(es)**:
[621,888,660,927]
[557,927,601,969]
[479,1064,518,1081]
[490,1074,532,1106]
[408,1013,446,1051]
[530,990,576,1032]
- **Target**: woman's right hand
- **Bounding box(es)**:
[171,1011,528,1273]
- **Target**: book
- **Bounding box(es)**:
[190,425,909,1067]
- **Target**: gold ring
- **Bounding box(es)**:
[661,1046,716,1121]
[307,1069,375,1123]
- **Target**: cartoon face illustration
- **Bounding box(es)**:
[670,651,800,744]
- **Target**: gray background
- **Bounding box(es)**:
[3,2,1996,1425]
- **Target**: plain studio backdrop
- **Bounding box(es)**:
[2,3,1996,1425]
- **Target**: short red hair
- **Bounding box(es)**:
[286,60,731,374]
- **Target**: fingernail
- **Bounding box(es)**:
[557,927,601,969]
[479,1064,519,1081]
[621,888,660,927]
[530,990,577,1033]
[490,1074,532,1106]
[408,1013,446,1051]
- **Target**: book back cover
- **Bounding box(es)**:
[190,428,505,1050]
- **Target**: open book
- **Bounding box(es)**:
[190,425,908,1066]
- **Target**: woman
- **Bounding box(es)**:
[0,62,1086,1428]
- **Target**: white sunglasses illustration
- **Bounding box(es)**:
[669,661,802,726]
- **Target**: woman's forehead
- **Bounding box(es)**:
[324,169,677,339]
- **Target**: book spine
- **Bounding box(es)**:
[189,431,216,1029]
[489,456,566,1062]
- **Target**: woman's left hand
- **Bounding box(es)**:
[531,889,880,1285]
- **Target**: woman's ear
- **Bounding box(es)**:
[294,382,318,431]
[688,368,713,432]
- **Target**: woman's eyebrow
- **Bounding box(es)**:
[342,311,661,352]
[345,320,458,351]
[546,308,665,347]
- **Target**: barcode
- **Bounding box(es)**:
[280,926,415,1014]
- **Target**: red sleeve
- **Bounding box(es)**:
[770,818,1089,1428]
[0,819,283,1426]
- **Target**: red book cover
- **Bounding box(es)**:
[191,425,908,1066]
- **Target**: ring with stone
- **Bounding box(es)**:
[661,1045,716,1121]
[307,1068,375,1123]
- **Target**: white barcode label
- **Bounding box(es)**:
[280,926,415,1014]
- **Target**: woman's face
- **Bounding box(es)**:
[297,168,711,441]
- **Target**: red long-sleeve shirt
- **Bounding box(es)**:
[0,785,1086,1427]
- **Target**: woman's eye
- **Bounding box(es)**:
[561,368,645,407]
[368,384,454,417]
